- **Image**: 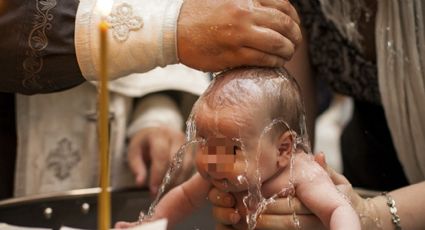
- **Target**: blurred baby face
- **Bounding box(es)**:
[194,104,280,192]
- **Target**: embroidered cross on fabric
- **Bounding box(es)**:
[46,138,81,180]
[107,3,144,42]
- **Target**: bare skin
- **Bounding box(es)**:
[115,150,360,230]
[127,0,304,200]
[117,118,359,230]
[127,126,192,196]
[210,1,425,229]
[211,154,425,230]
[178,0,302,71]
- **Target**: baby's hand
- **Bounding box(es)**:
[114,221,138,229]
[115,212,157,229]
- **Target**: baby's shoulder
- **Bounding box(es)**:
[293,153,330,182]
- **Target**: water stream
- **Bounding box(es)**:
[139,69,311,229]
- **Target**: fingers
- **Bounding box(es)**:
[263,197,312,215]
[178,0,302,71]
[242,0,302,61]
[241,27,296,61]
[314,152,327,169]
[208,187,236,207]
[230,47,287,68]
[149,137,171,195]
[256,214,326,230]
[114,221,138,229]
[127,138,147,186]
[314,152,350,185]
[212,207,241,225]
[257,0,300,24]
[253,7,302,47]
[209,187,240,226]
[328,167,350,185]
[128,127,191,195]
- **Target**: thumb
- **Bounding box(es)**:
[327,165,350,185]
[148,141,170,195]
[314,152,327,169]
[314,152,350,185]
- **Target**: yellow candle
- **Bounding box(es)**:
[98,19,110,230]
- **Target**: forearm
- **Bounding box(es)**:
[368,181,425,230]
[151,174,210,228]
[153,186,198,229]
[76,0,182,81]
[127,94,183,137]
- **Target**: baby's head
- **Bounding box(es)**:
[191,67,306,192]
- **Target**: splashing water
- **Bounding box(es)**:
[141,141,195,221]
[140,116,202,222]
[139,117,308,230]
[139,71,311,229]
[237,175,246,185]
[140,96,224,224]
[288,194,302,229]
[359,198,383,229]
[242,118,308,230]
[185,112,197,141]
[247,0,254,10]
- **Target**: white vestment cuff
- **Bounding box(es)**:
[127,94,183,137]
[75,0,183,80]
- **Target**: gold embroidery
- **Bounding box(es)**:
[23,0,57,88]
[107,2,144,42]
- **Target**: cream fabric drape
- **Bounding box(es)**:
[376,0,425,183]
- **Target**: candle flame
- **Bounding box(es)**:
[97,0,113,16]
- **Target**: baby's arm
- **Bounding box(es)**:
[148,173,211,229]
[295,162,360,230]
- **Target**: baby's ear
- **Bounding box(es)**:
[277,131,293,167]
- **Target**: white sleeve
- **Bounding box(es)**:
[75,0,183,81]
[126,94,184,137]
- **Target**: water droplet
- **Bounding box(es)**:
[237,175,246,184]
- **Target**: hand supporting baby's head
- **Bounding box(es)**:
[190,67,309,192]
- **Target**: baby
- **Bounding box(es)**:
[116,67,360,230]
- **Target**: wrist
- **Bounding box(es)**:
[361,195,398,230]
[381,192,402,230]
[358,196,385,229]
